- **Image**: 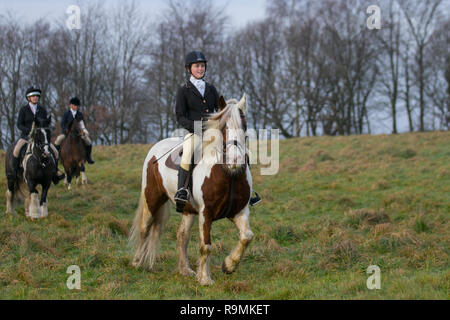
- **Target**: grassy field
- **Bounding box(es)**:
[0,131,449,299]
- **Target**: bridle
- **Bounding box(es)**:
[28,127,53,167]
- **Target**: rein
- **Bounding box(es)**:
[153,133,194,164]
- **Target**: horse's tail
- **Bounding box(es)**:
[129,191,170,270]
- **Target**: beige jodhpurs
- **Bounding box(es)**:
[13,138,59,159]
[55,133,92,146]
[13,139,29,158]
[180,133,201,171]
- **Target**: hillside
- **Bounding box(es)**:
[0,131,448,299]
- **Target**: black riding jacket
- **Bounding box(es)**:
[61,109,85,133]
[17,104,48,138]
[175,80,219,133]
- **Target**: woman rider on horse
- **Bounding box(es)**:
[174,51,261,212]
[54,96,95,164]
[11,86,65,184]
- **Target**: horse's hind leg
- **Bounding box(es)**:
[177,213,196,277]
[222,206,254,274]
[197,207,214,285]
[5,180,17,215]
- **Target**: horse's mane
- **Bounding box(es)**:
[204,99,241,132]
[66,119,81,136]
[201,99,246,165]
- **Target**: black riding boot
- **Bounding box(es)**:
[85,144,95,164]
[55,144,61,153]
[174,166,190,212]
[51,154,65,185]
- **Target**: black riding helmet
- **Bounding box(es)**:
[70,96,81,106]
[185,51,207,73]
[25,86,41,99]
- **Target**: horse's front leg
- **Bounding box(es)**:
[40,182,51,218]
[27,181,42,219]
[222,206,254,274]
[177,213,196,277]
[197,207,214,285]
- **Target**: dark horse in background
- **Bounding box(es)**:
[59,118,88,190]
[5,116,56,219]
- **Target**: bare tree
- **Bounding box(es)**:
[0,15,30,147]
[398,0,444,131]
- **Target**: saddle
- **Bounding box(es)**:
[164,144,197,195]
[164,145,183,171]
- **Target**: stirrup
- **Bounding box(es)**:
[249,191,261,206]
[174,188,190,203]
[175,188,190,213]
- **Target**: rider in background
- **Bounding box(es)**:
[174,51,261,211]
[11,86,65,184]
[54,96,95,164]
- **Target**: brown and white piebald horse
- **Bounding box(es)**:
[130,94,254,285]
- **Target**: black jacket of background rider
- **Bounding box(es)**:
[175,80,219,133]
[61,109,85,133]
[17,104,48,139]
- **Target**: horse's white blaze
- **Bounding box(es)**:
[226,128,246,166]
[41,129,50,156]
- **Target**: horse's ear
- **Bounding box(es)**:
[237,93,247,113]
[218,96,226,111]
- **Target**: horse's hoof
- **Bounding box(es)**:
[5,208,17,215]
[221,261,234,274]
[180,268,196,277]
[198,277,215,286]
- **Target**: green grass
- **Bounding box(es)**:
[0,132,449,299]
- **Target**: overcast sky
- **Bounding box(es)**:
[0,0,415,134]
[0,0,267,28]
